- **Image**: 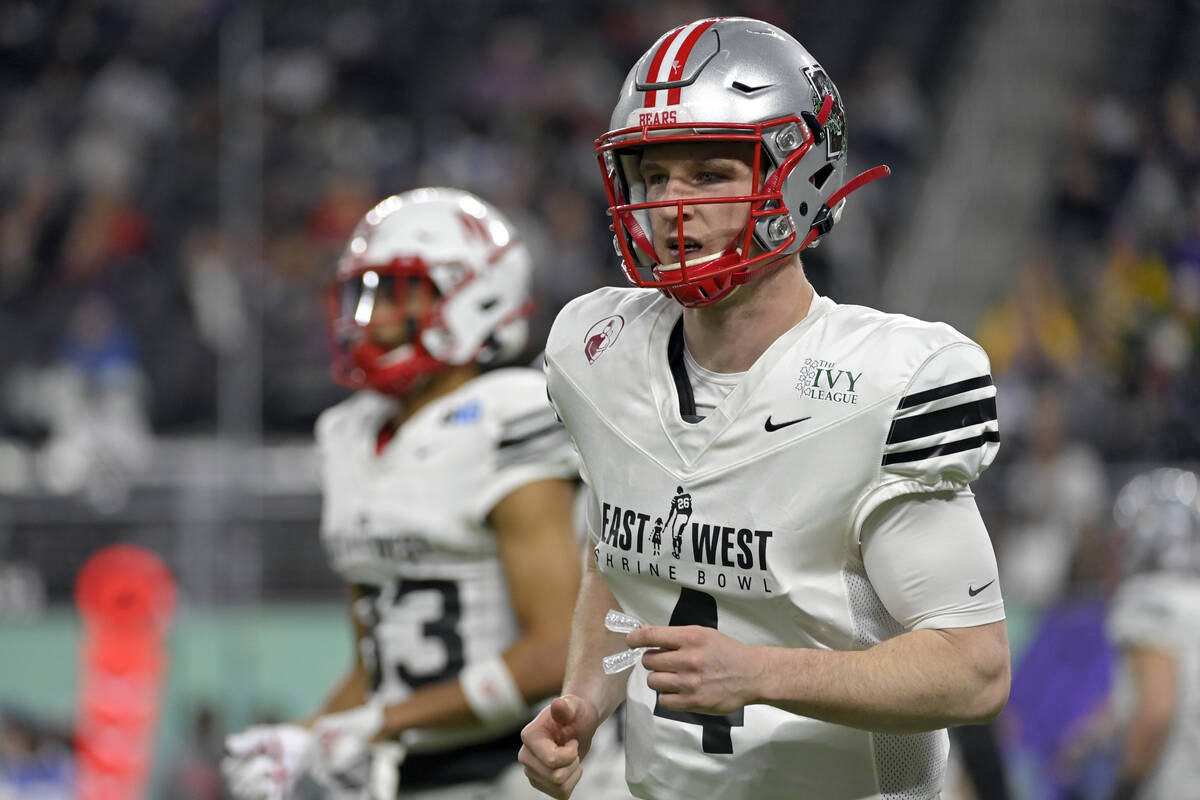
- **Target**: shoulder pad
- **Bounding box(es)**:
[881,340,999,489]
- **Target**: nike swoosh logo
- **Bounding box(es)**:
[968,579,995,597]
[764,415,811,432]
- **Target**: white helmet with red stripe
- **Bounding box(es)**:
[327,188,533,396]
[596,17,889,307]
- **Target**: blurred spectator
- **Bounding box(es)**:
[977,255,1084,386]
[852,47,925,212]
[975,255,1085,448]
[162,703,229,800]
[0,708,74,800]
[3,292,152,512]
[996,384,1109,612]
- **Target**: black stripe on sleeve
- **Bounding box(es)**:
[897,375,993,410]
[887,397,997,445]
[498,422,564,450]
[882,430,1000,466]
[503,405,557,430]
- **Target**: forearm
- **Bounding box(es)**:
[378,633,570,736]
[1117,646,1176,781]
[304,667,369,725]
[756,625,1010,733]
[561,559,630,721]
[1119,710,1172,779]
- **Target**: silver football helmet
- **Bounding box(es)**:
[1113,468,1200,577]
[596,17,889,306]
[327,188,533,395]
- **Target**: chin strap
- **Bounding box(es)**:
[798,164,892,250]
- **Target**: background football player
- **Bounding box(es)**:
[1102,468,1200,800]
[521,17,1010,800]
[221,188,626,800]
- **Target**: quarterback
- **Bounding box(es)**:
[221,188,625,800]
[520,17,1010,800]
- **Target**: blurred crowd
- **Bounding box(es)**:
[0,0,964,448]
[973,0,1200,612]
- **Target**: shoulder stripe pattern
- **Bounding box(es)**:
[499,422,563,450]
[496,406,571,470]
[883,375,999,466]
[896,375,993,409]
[888,397,997,444]
[882,431,1000,466]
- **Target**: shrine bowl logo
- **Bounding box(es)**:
[584,315,624,364]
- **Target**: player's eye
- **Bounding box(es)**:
[696,170,728,184]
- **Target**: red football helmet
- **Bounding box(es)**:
[327,188,533,396]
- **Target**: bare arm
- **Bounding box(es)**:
[1118,645,1176,780]
[631,618,1009,733]
[303,584,370,725]
[755,620,1010,731]
[561,553,633,722]
[379,477,581,734]
[633,489,1011,733]
[631,619,1009,734]
[517,549,629,798]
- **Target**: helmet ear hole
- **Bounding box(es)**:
[809,164,834,190]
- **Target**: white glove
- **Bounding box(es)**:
[222,724,315,800]
[310,704,386,783]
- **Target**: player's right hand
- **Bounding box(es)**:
[518,695,599,799]
[221,724,316,800]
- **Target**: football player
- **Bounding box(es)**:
[1105,468,1200,800]
[520,17,1010,800]
[222,188,626,800]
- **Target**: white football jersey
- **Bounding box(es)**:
[1108,573,1200,800]
[545,288,1004,800]
[317,367,575,770]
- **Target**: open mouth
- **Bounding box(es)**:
[666,236,704,259]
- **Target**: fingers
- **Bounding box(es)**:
[520,745,583,799]
[644,666,693,695]
[626,624,697,650]
[519,700,588,798]
[225,727,271,757]
[521,707,580,768]
[221,753,281,800]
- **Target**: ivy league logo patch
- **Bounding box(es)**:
[797,357,863,405]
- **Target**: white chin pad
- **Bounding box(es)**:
[655,251,729,275]
[378,344,416,365]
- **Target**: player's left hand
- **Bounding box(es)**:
[222,724,315,800]
[309,703,386,782]
[627,625,764,715]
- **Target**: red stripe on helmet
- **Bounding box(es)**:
[643,25,686,108]
[666,19,717,105]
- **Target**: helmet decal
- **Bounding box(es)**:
[803,66,845,159]
[638,19,720,108]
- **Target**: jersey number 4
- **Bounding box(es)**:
[653,587,745,754]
